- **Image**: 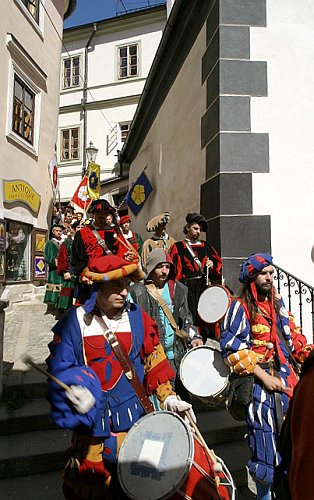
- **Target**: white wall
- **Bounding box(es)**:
[58,12,166,201]
[250,0,314,287]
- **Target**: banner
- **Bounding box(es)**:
[48,153,59,200]
[87,162,100,200]
[125,171,153,216]
[70,176,91,212]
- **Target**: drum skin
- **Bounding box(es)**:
[197,285,231,324]
[179,345,230,406]
[118,412,234,500]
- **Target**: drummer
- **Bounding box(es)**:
[47,255,194,500]
[129,248,203,400]
[169,213,222,338]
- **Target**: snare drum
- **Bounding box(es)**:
[118,411,235,500]
[179,343,230,406]
[198,285,231,324]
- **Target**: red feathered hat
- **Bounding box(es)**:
[82,255,144,283]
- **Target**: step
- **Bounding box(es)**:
[195,407,247,446]
[0,428,71,479]
[0,470,64,500]
[0,398,56,435]
[3,366,49,399]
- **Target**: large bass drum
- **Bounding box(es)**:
[179,341,230,407]
[117,411,235,500]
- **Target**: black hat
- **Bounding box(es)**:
[185,213,207,232]
[88,199,115,215]
[51,223,64,230]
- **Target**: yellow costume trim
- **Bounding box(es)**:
[226,349,258,375]
[143,343,168,372]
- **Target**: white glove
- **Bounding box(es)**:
[66,385,96,414]
[163,395,196,425]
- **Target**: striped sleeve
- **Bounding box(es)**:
[220,300,252,358]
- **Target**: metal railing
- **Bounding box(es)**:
[273,264,314,342]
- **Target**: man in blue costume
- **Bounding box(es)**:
[220,253,311,500]
[47,255,193,500]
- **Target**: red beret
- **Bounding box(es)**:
[120,215,131,225]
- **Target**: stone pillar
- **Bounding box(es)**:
[200,0,271,292]
[0,300,9,396]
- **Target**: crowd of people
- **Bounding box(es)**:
[44,199,313,500]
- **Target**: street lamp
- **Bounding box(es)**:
[86,141,98,163]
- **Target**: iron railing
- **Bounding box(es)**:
[273,264,314,342]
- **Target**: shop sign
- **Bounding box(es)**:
[3,180,41,214]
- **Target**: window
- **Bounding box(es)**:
[21,0,39,23]
[12,75,35,145]
[5,220,31,282]
[120,123,130,143]
[60,128,80,161]
[62,56,80,89]
[118,44,138,79]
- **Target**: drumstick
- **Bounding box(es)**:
[184,409,222,475]
[22,355,71,393]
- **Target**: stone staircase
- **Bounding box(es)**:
[0,371,255,499]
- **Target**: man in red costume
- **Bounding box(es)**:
[119,214,143,256]
[170,212,222,330]
[47,255,193,499]
[71,199,135,303]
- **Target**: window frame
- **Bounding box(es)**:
[117,43,140,80]
[59,126,81,163]
[14,0,45,36]
[12,75,35,145]
[7,60,41,157]
[21,0,39,23]
[62,55,82,90]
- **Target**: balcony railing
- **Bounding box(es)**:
[273,264,314,342]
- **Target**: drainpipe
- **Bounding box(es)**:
[0,300,9,396]
[81,23,97,178]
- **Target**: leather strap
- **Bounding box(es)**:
[184,240,203,272]
[145,283,188,342]
[92,230,112,255]
[97,316,154,414]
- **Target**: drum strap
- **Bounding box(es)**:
[97,316,154,414]
[145,283,188,342]
[92,230,113,255]
[184,240,203,272]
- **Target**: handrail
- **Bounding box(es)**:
[273,264,314,341]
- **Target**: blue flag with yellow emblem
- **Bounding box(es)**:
[125,171,153,215]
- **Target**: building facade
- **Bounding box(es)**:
[0,0,76,376]
[58,5,166,205]
[120,0,314,336]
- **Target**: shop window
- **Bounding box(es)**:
[5,220,31,282]
[62,56,81,89]
[60,127,80,161]
[118,44,139,79]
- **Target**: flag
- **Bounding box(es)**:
[125,171,153,216]
[87,162,100,200]
[48,153,59,200]
[70,176,91,212]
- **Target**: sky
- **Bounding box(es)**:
[64,0,166,28]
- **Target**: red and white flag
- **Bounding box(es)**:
[70,176,91,213]
[48,153,60,200]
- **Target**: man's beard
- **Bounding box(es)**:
[255,281,272,298]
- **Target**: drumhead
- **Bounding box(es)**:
[198,285,230,323]
[118,411,194,500]
[180,346,229,398]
